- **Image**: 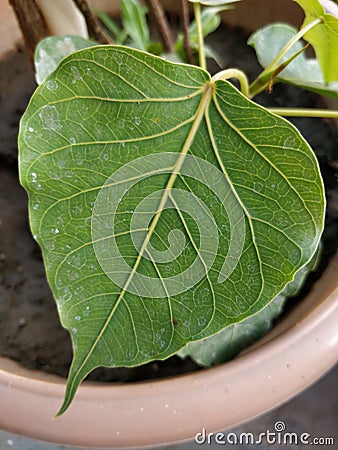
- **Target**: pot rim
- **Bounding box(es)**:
[0,251,337,449]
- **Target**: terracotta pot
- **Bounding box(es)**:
[1,1,338,448]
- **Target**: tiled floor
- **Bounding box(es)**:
[1,364,337,449]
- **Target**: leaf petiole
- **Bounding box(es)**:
[268,107,338,118]
[193,2,206,69]
[212,68,250,97]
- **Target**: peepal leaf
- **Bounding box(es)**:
[294,0,338,83]
[188,0,241,6]
[178,244,320,366]
[34,35,95,84]
[248,23,338,98]
[19,46,324,413]
[175,6,227,64]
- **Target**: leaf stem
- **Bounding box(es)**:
[103,84,213,328]
[193,2,206,70]
[249,17,323,97]
[268,108,338,118]
[212,69,250,98]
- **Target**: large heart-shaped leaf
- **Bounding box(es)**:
[248,23,338,99]
[177,293,287,366]
[19,46,324,413]
[294,0,338,83]
[34,35,96,84]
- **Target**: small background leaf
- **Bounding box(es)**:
[120,0,150,51]
[294,0,338,83]
[95,10,128,44]
[34,35,96,85]
[248,23,338,98]
[177,295,286,366]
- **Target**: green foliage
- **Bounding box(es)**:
[248,23,338,99]
[294,0,338,83]
[34,35,95,84]
[120,0,151,51]
[19,45,325,413]
[18,0,338,416]
[98,0,163,54]
[177,294,286,366]
[175,6,226,63]
[95,10,128,44]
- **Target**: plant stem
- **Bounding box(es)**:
[145,0,174,52]
[212,69,250,98]
[268,108,338,118]
[181,0,194,64]
[193,2,206,70]
[249,17,323,97]
[72,0,112,44]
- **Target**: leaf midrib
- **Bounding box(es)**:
[70,82,214,378]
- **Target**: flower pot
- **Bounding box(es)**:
[1,250,338,448]
[1,1,338,448]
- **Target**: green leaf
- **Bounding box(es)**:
[177,6,222,47]
[248,23,338,99]
[34,35,96,85]
[95,10,128,45]
[177,245,320,366]
[294,0,338,83]
[121,0,150,51]
[19,46,325,413]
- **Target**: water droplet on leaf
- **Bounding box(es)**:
[46,79,58,91]
[39,105,62,131]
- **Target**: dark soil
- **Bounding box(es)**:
[0,27,337,381]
